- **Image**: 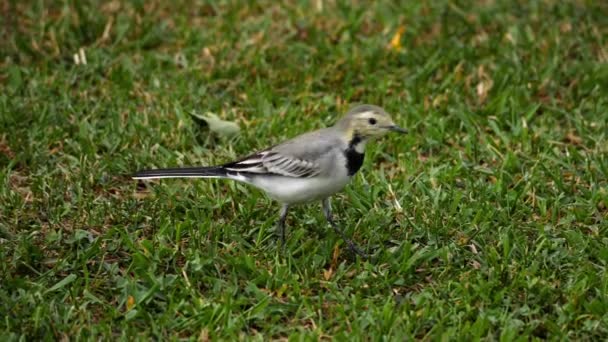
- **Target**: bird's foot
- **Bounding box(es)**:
[345,239,368,259]
[326,219,367,259]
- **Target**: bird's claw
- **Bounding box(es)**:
[346,240,368,259]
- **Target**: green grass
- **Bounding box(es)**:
[1,0,607,339]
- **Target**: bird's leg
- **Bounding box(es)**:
[321,198,367,258]
[277,204,289,248]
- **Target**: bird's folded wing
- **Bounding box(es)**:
[224,150,321,178]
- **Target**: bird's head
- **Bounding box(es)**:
[336,104,407,141]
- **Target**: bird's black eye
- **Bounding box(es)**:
[368,118,377,125]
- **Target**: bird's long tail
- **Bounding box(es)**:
[132,166,228,179]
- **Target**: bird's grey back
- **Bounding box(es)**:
[270,127,346,177]
[271,127,343,159]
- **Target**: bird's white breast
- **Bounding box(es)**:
[250,173,351,204]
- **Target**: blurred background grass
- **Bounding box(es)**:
[1,0,607,339]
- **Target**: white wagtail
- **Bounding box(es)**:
[133,104,407,257]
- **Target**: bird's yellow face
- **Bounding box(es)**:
[340,105,408,140]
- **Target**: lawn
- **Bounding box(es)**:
[1,0,607,339]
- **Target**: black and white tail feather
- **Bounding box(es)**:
[132,149,321,182]
[131,165,229,179]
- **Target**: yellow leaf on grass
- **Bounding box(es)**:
[127,295,135,311]
[388,26,406,51]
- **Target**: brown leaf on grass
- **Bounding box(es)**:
[469,243,478,255]
[597,199,606,213]
[133,190,151,200]
[453,61,464,82]
[415,23,441,46]
[106,187,123,199]
[598,46,608,63]
[296,24,309,41]
[475,65,493,104]
[134,181,152,199]
[432,93,448,108]
[314,0,323,12]
[323,244,342,281]
[331,244,340,266]
[101,0,121,14]
[10,172,33,203]
[0,140,14,158]
[565,131,582,145]
[49,141,64,155]
[174,53,188,68]
[387,184,402,213]
[473,30,489,46]
[199,329,210,342]
[476,80,492,104]
[200,47,215,67]
[504,31,515,44]
[245,31,265,47]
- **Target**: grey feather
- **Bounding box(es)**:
[223,127,346,179]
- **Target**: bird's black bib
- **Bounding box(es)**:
[345,135,365,176]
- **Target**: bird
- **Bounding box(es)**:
[133,104,408,257]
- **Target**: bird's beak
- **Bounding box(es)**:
[388,125,408,134]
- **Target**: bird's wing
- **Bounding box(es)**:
[223,128,340,178]
[223,150,321,178]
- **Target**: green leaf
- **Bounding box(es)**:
[190,111,240,137]
[45,274,77,294]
